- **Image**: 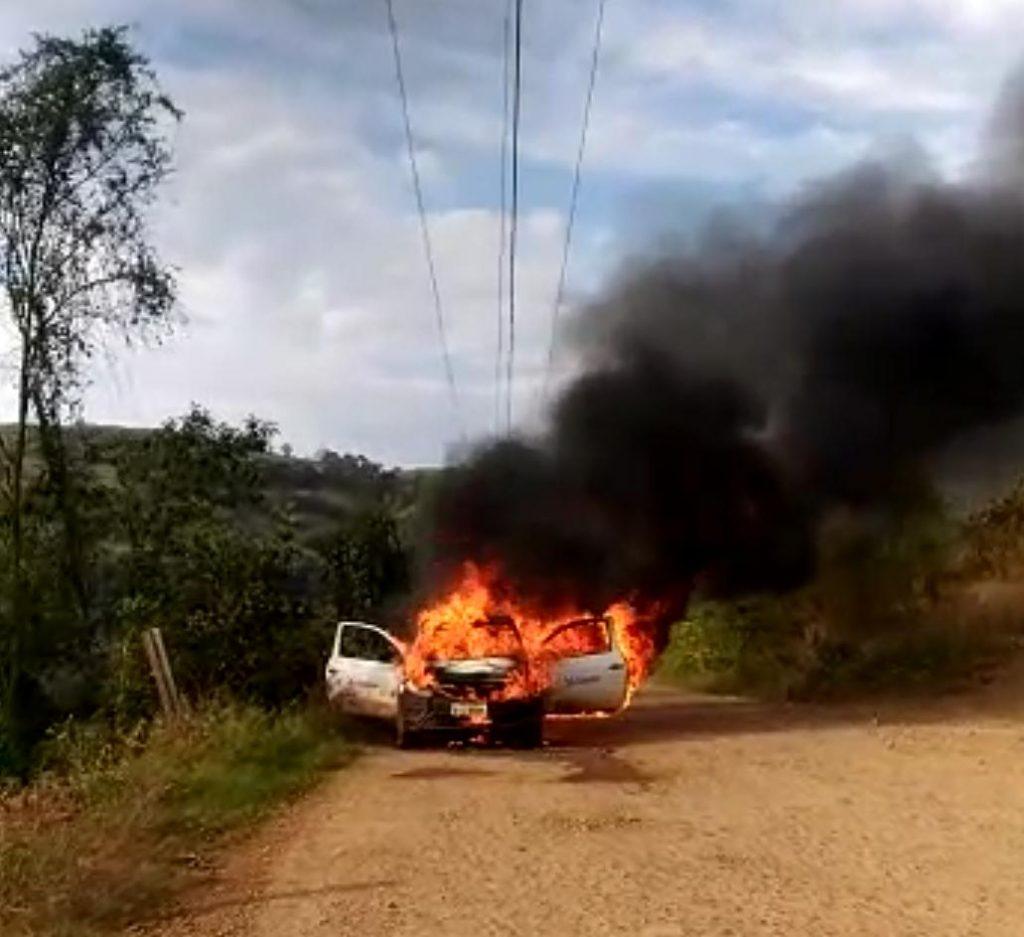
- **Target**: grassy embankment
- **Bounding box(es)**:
[657,593,1014,700]
[658,489,1024,699]
[0,703,353,937]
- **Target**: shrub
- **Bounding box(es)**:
[657,495,997,700]
[658,595,811,697]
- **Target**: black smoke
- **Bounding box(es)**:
[428,68,1024,627]
[431,343,812,624]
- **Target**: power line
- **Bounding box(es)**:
[494,0,513,436]
[383,0,464,431]
[542,0,607,402]
[506,0,524,433]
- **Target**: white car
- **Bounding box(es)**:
[325,615,628,748]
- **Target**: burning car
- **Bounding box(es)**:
[324,611,630,748]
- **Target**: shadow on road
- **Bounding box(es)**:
[343,659,1024,757]
[545,687,824,750]
[544,674,1024,751]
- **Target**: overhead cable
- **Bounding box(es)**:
[494,0,513,434]
[384,0,464,431]
[542,0,607,402]
[506,0,524,432]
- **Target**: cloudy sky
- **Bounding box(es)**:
[0,0,1022,465]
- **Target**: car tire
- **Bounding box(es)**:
[395,709,421,749]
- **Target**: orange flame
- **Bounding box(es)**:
[606,600,658,708]
[404,563,658,707]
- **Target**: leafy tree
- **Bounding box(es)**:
[102,407,331,712]
[0,26,179,761]
[315,449,398,498]
[109,406,276,594]
[164,528,327,707]
[317,509,409,621]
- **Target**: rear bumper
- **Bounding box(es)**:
[399,689,543,738]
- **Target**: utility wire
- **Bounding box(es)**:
[494,0,513,436]
[384,0,464,432]
[506,0,524,433]
[542,0,607,402]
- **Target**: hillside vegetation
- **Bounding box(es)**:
[0,408,420,774]
[660,486,1024,698]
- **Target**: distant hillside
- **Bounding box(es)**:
[260,448,435,542]
[0,420,437,544]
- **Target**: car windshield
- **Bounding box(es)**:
[460,614,525,659]
[541,617,611,657]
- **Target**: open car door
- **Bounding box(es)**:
[545,616,628,715]
[325,622,403,720]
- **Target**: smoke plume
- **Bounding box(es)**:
[428,68,1024,630]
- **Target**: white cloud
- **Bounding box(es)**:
[83,61,567,463]
[621,6,997,117]
[0,0,1019,463]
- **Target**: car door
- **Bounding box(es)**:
[325,622,350,707]
[325,622,403,720]
[545,617,628,714]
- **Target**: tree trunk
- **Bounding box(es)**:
[32,387,90,622]
[1,332,31,740]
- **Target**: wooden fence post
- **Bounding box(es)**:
[142,627,184,720]
[151,627,186,716]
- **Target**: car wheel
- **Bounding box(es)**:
[395,710,420,749]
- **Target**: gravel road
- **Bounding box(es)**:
[148,677,1024,937]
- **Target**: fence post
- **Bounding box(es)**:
[152,627,186,716]
[143,627,183,720]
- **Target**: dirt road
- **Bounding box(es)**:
[151,678,1024,937]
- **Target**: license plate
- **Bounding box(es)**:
[450,701,487,719]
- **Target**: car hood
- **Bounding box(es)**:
[432,656,519,675]
[430,656,520,683]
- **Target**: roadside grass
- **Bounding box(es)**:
[0,702,354,937]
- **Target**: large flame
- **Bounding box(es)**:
[404,562,658,707]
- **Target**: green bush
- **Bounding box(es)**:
[657,494,1000,700]
[813,498,956,641]
[658,595,811,697]
[796,625,1002,698]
